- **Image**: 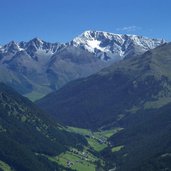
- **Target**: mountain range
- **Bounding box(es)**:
[0,31,165,101]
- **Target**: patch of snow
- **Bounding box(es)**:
[72,30,166,61]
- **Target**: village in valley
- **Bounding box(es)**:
[47,126,123,170]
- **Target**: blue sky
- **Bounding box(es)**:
[0,0,170,44]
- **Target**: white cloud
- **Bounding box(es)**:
[116,26,142,32]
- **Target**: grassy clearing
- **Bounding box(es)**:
[24,91,46,102]
[45,127,124,170]
[67,126,122,138]
[67,126,123,152]
[67,126,92,135]
[0,160,13,171]
[94,127,123,138]
[48,150,97,171]
[112,145,124,153]
[87,138,107,152]
[68,126,107,151]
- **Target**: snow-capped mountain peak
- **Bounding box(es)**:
[0,30,165,62]
[0,41,24,54]
[27,37,44,48]
[0,38,64,66]
[72,30,165,61]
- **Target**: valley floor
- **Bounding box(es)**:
[41,126,123,171]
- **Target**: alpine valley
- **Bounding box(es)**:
[37,42,171,171]
[0,30,171,171]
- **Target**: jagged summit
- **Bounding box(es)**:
[0,38,62,55]
[30,37,44,43]
[27,37,44,49]
[72,30,165,61]
[0,30,165,61]
[0,41,23,53]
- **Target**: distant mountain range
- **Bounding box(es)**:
[0,31,165,100]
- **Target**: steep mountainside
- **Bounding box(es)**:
[102,103,171,171]
[45,46,106,91]
[0,83,86,171]
[0,31,164,100]
[37,43,171,129]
